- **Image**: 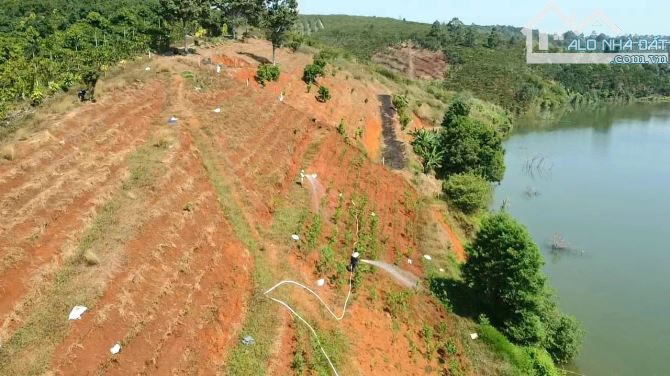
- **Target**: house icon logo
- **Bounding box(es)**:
[522,2,668,64]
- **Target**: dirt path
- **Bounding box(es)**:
[378,94,406,169]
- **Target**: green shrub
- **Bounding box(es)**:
[527,347,561,376]
[478,323,534,374]
[385,290,411,320]
[337,119,346,136]
[437,115,505,183]
[443,173,492,213]
[541,302,584,364]
[316,86,331,102]
[256,64,280,86]
[303,62,325,85]
[392,94,409,111]
[399,111,412,130]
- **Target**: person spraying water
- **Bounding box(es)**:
[349,251,360,272]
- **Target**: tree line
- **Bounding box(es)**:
[0,0,298,123]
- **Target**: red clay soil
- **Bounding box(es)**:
[211,53,252,68]
[48,82,253,375]
[1,40,477,375]
[266,312,297,376]
[0,81,166,328]
[372,42,448,80]
[309,133,422,269]
[362,117,383,161]
[204,40,388,162]
[432,209,466,262]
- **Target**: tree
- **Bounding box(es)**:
[159,0,212,53]
[463,28,475,47]
[81,67,100,99]
[214,0,264,39]
[463,213,546,344]
[443,173,492,213]
[486,27,501,48]
[443,97,471,126]
[263,0,298,65]
[437,114,505,182]
[446,17,464,43]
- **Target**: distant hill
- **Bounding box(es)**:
[299,15,670,113]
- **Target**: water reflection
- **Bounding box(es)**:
[515,102,670,134]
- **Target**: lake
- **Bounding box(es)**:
[493,103,670,376]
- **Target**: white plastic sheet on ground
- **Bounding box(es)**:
[110,343,121,354]
[291,234,300,241]
[213,108,221,113]
[68,306,87,320]
[317,278,325,287]
[423,255,432,261]
[470,333,479,340]
[407,258,413,265]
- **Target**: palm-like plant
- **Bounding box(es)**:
[410,129,443,173]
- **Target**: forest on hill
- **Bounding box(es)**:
[298,15,670,113]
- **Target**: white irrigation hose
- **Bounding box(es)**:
[264,271,354,376]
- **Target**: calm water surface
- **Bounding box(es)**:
[493,103,670,376]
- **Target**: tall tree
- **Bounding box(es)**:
[263,0,298,65]
[159,0,212,52]
[463,213,546,344]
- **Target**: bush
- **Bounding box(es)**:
[256,64,280,86]
[303,63,325,85]
[399,111,412,130]
[541,303,583,364]
[393,94,412,130]
[443,173,492,213]
[316,86,331,102]
[392,94,409,111]
[478,323,534,373]
[479,323,562,376]
[527,347,561,376]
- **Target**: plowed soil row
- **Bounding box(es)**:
[0,69,253,375]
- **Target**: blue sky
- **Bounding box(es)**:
[298,0,669,35]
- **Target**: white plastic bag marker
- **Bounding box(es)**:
[110,343,121,354]
[317,279,325,287]
[68,306,88,320]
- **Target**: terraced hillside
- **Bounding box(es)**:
[0,40,500,375]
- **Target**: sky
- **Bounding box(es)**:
[298,0,670,35]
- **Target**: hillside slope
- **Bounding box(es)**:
[0,40,516,375]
